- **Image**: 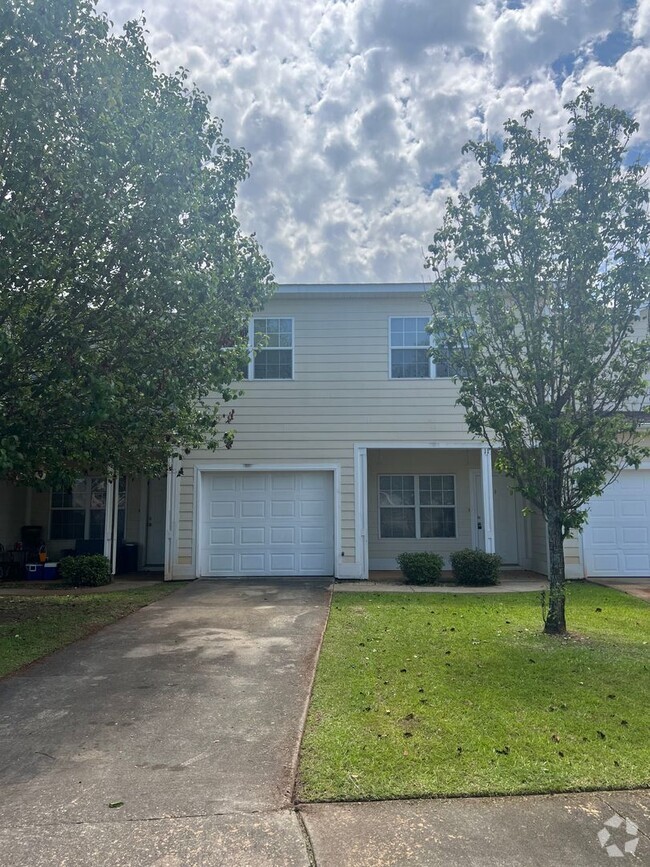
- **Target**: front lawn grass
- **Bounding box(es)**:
[0,584,179,677]
[298,583,650,802]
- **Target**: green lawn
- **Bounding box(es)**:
[298,583,650,802]
[0,584,179,678]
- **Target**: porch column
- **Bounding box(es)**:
[110,475,120,575]
[480,447,496,553]
[103,475,115,567]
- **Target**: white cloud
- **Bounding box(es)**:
[489,0,621,80]
[98,0,650,283]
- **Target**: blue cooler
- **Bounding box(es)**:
[25,563,44,580]
[43,562,58,580]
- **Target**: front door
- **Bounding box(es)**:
[145,477,167,567]
[471,471,520,564]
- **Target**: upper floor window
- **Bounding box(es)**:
[251,317,293,380]
[389,316,455,379]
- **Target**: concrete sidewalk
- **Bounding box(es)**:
[299,789,650,866]
[0,578,330,866]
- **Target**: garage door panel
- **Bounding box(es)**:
[240,527,265,545]
[210,501,235,519]
[271,501,296,517]
[209,554,235,573]
[584,470,650,578]
[300,499,325,518]
[211,475,236,492]
[270,553,296,572]
[622,527,648,544]
[592,527,616,546]
[200,471,334,577]
[239,553,266,572]
[621,500,646,517]
[271,474,295,492]
[242,475,266,492]
[240,501,265,518]
[210,527,235,546]
[300,553,328,571]
[624,554,650,571]
[271,527,295,544]
[300,526,327,544]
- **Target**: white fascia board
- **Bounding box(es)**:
[276,282,429,297]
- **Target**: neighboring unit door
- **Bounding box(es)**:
[145,476,167,567]
[200,471,334,577]
[583,470,650,578]
[471,471,521,565]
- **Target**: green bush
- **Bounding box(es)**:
[396,552,444,585]
[59,554,112,587]
[450,549,502,586]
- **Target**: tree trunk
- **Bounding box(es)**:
[544,513,567,635]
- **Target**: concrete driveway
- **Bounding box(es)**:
[0,579,331,866]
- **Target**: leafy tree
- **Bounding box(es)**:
[425,90,650,635]
[0,0,273,488]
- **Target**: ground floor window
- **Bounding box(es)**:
[378,474,456,538]
[50,477,126,541]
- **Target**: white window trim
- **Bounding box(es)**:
[49,477,127,542]
[378,473,457,540]
[388,315,453,380]
[248,316,295,381]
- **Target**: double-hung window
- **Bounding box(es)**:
[379,474,456,538]
[50,477,126,541]
[251,317,293,379]
[389,316,455,378]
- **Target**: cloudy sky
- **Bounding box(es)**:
[99,0,650,284]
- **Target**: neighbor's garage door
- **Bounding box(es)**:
[200,471,334,577]
[583,470,650,578]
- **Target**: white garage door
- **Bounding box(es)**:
[200,471,334,577]
[583,470,650,578]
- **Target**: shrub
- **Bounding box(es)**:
[450,549,502,586]
[396,552,443,585]
[59,554,112,587]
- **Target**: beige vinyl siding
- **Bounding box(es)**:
[529,507,548,575]
[175,291,475,575]
[0,482,27,548]
[563,533,583,578]
[367,448,480,568]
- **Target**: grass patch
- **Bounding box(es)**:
[0,584,179,678]
[298,583,650,802]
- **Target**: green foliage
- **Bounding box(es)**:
[0,0,274,487]
[425,90,650,632]
[396,552,443,585]
[449,548,501,586]
[59,554,112,587]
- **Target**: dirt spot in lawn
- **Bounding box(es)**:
[0,600,46,626]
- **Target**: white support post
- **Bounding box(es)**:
[110,475,120,575]
[164,462,176,581]
[481,447,496,553]
[103,476,115,567]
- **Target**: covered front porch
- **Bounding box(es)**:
[0,475,169,578]
[358,444,547,577]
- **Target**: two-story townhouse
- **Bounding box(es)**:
[1,283,648,583]
[169,282,549,580]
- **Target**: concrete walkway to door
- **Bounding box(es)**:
[0,579,330,866]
